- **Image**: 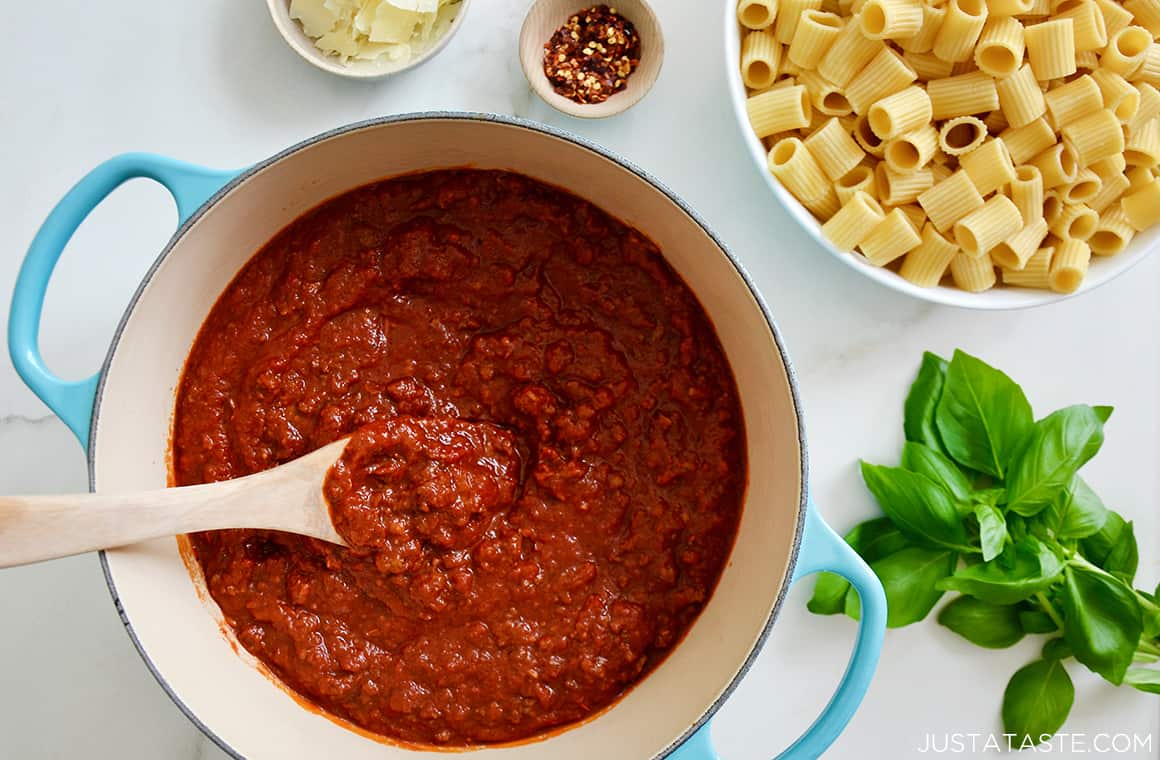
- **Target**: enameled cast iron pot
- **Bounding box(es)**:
[9,113,887,759]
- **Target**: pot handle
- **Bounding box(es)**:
[8,153,239,447]
[670,501,886,760]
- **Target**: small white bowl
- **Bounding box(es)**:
[266,0,472,80]
[722,2,1159,309]
[520,0,664,118]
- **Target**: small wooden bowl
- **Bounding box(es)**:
[519,0,664,118]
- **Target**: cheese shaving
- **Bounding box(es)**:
[289,0,460,67]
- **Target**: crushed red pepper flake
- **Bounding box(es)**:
[543,5,641,105]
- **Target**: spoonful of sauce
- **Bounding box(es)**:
[0,417,520,569]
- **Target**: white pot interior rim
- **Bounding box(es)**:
[86,111,811,759]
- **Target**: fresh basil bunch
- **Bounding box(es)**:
[808,350,1160,746]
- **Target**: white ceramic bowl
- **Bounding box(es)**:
[266,0,471,79]
[519,0,663,118]
[723,3,1160,309]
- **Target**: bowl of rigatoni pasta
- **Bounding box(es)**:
[725,0,1160,308]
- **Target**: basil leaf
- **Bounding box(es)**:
[860,462,971,550]
[1020,609,1059,634]
[1044,475,1108,540]
[938,596,1024,648]
[937,537,1063,604]
[900,440,973,503]
[1082,512,1139,584]
[935,350,1033,478]
[1002,659,1074,747]
[1042,637,1072,660]
[1124,668,1160,694]
[1062,564,1142,685]
[1093,405,1113,423]
[807,518,910,615]
[904,351,948,452]
[1006,406,1106,516]
[972,487,1006,508]
[975,503,1008,562]
[846,546,957,628]
[1139,594,1160,640]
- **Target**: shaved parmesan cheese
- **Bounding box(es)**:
[289,0,461,68]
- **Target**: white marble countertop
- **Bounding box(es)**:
[2,1,1157,757]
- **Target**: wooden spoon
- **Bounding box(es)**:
[0,438,350,569]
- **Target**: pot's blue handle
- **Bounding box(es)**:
[8,153,238,447]
[670,500,886,760]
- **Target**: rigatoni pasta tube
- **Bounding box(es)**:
[1088,170,1130,212]
[885,124,940,171]
[834,164,878,203]
[822,190,886,248]
[1132,45,1160,88]
[1055,1,1107,51]
[900,223,960,285]
[1002,246,1053,287]
[747,85,813,137]
[960,138,1016,195]
[1049,202,1099,239]
[1061,108,1124,165]
[739,0,779,29]
[1094,0,1132,36]
[1126,83,1160,134]
[974,17,1024,76]
[918,170,986,231]
[1048,238,1091,292]
[846,48,918,113]
[798,70,854,116]
[860,0,923,39]
[804,117,866,179]
[818,21,884,85]
[1000,117,1056,163]
[899,3,947,52]
[768,137,830,203]
[1024,18,1076,80]
[1090,69,1140,121]
[939,116,988,154]
[859,208,924,264]
[988,0,1033,17]
[996,65,1046,128]
[1011,165,1045,222]
[741,31,781,89]
[1122,177,1160,229]
[904,50,955,79]
[1090,206,1135,253]
[950,252,998,290]
[1125,118,1160,166]
[1101,26,1150,77]
[788,10,845,68]
[1028,142,1079,188]
[1044,75,1102,128]
[1125,0,1160,36]
[776,0,825,43]
[928,71,1000,119]
[954,194,1023,255]
[877,161,935,202]
[1125,165,1153,190]
[991,217,1050,268]
[933,0,989,63]
[868,85,932,139]
[853,113,887,155]
[1061,168,1101,203]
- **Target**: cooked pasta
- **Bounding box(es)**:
[1060,108,1125,164]
[950,252,998,290]
[939,116,989,153]
[822,190,887,247]
[1043,74,1102,128]
[789,10,846,68]
[859,207,924,263]
[991,217,1050,267]
[741,31,783,89]
[1011,165,1045,221]
[739,0,779,29]
[933,0,989,63]
[1024,18,1076,80]
[954,194,1024,255]
[1049,237,1091,291]
[1122,177,1160,228]
[747,85,814,136]
[805,116,868,177]
[975,17,1025,75]
[900,223,960,284]
[960,138,1016,194]
[928,70,1000,119]
[919,169,986,230]
[869,85,933,138]
[847,47,918,112]
[1090,205,1135,253]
